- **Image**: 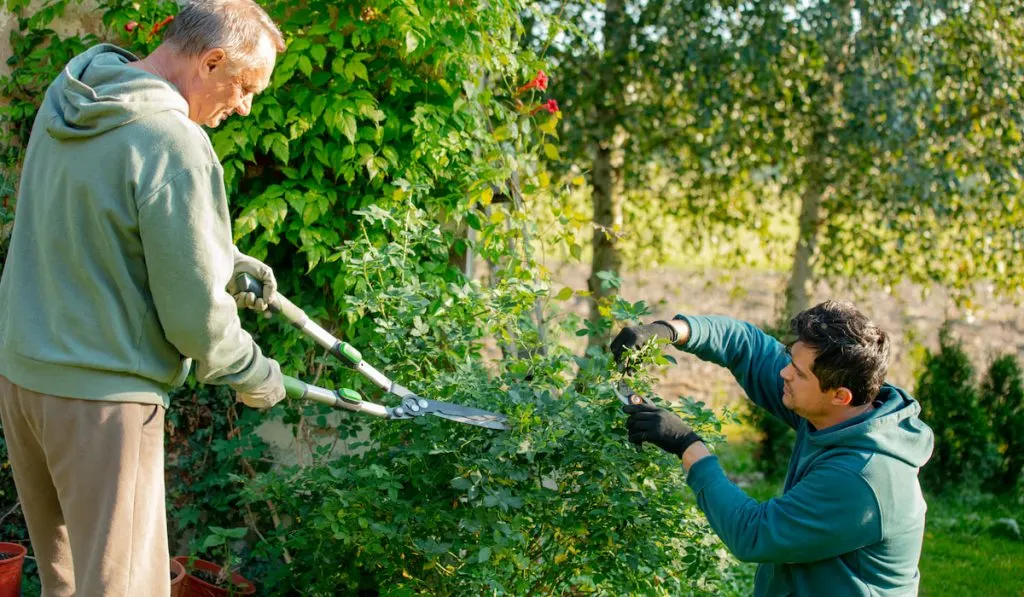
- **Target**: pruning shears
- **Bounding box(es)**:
[614,381,654,408]
[614,369,656,452]
[230,273,509,431]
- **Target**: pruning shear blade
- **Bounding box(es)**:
[615,382,654,407]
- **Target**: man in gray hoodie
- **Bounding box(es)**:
[0,1,287,594]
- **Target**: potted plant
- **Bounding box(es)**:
[170,557,187,597]
[0,541,27,597]
[175,526,256,597]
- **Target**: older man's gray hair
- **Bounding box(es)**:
[163,0,285,69]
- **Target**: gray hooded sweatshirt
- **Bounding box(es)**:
[0,44,271,407]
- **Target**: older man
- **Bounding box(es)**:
[0,1,287,594]
[612,300,934,596]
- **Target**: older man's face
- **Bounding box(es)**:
[187,38,275,128]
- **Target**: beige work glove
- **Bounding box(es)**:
[237,359,287,409]
[231,247,276,316]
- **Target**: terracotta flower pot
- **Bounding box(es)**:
[173,556,256,597]
[0,542,27,597]
[170,557,187,597]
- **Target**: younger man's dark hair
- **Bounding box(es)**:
[790,300,890,406]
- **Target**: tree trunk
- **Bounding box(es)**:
[784,167,825,320]
[587,0,628,348]
[783,1,855,322]
[587,141,624,332]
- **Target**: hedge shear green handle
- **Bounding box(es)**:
[231,273,364,366]
[283,374,389,418]
[234,273,509,431]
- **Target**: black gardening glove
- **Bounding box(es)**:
[623,403,703,457]
[609,321,677,367]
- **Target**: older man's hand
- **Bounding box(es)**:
[231,247,276,316]
[237,359,287,410]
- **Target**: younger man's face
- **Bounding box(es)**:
[780,341,835,420]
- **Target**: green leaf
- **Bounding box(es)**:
[406,30,419,54]
[346,61,368,82]
[271,137,289,164]
[478,547,491,563]
[289,37,311,52]
[220,527,248,539]
[341,114,358,144]
[492,125,511,141]
[311,95,327,120]
[478,187,493,206]
[268,104,284,126]
[310,44,327,67]
[303,198,321,225]
[298,55,313,78]
[543,143,559,161]
[554,287,574,301]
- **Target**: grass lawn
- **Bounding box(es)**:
[918,492,1024,597]
[714,435,1024,596]
[919,525,1024,596]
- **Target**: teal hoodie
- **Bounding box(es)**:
[679,315,934,596]
[0,44,272,407]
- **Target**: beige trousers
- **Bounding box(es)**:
[0,375,169,597]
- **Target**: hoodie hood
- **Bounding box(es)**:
[45,43,189,140]
[809,384,934,468]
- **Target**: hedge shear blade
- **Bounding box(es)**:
[233,273,509,431]
[390,384,509,430]
[282,376,508,430]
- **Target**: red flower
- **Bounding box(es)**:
[543,99,559,114]
[125,21,139,33]
[517,70,549,94]
[534,71,549,90]
[151,15,174,35]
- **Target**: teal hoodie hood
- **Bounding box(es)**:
[679,315,934,597]
[45,43,188,139]
[807,383,933,469]
[0,43,272,407]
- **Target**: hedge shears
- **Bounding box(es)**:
[231,273,509,431]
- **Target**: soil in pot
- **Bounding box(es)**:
[174,556,255,597]
[191,568,243,589]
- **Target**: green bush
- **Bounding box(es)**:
[742,320,793,481]
[741,403,794,481]
[243,343,735,595]
[980,354,1024,492]
[916,326,1001,493]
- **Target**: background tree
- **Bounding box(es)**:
[540,1,1024,330]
